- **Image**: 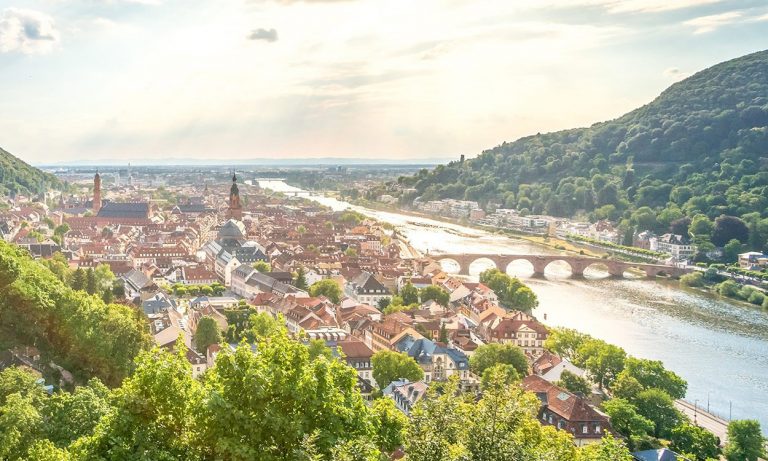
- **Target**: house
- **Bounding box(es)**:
[142,292,177,315]
[394,336,472,386]
[122,269,157,301]
[383,380,429,415]
[654,234,695,261]
[348,271,392,306]
[738,252,768,270]
[522,375,612,447]
[482,315,549,357]
[336,338,375,387]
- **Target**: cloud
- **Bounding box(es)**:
[248,28,278,42]
[683,11,742,34]
[599,0,722,13]
[663,67,690,81]
[0,8,60,54]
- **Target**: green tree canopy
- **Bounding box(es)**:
[371,350,424,389]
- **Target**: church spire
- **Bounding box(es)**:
[228,170,242,220]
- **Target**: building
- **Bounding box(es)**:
[229,173,243,220]
[336,339,375,387]
[348,271,392,306]
[383,379,429,415]
[738,252,767,270]
[522,375,612,447]
[92,172,102,214]
[394,336,471,385]
[654,234,696,261]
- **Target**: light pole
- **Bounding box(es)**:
[694,399,699,425]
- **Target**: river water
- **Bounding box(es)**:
[259,180,768,430]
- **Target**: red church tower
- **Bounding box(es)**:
[229,172,242,220]
[93,172,102,214]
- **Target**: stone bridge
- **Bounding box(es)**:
[431,253,690,278]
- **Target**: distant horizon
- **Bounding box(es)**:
[2,0,768,164]
[35,156,453,168]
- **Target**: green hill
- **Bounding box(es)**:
[0,146,61,197]
[396,50,768,253]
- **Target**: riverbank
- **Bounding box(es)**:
[340,196,609,259]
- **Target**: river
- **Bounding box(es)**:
[259,180,768,430]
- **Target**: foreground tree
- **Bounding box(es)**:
[72,346,204,460]
[556,370,591,396]
[195,326,375,460]
[724,420,765,461]
[670,423,721,461]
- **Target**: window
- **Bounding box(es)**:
[582,425,588,434]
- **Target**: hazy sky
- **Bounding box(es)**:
[1,0,767,164]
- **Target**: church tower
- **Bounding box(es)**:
[93,172,102,214]
[228,172,243,220]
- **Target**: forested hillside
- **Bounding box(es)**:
[0,241,150,386]
[398,50,768,253]
[0,147,60,198]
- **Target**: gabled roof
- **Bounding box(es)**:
[97,202,150,219]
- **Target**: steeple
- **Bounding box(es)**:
[93,172,102,214]
[228,171,242,220]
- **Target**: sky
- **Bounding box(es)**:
[1,0,767,165]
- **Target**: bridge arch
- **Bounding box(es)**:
[505,259,535,277]
[542,259,575,278]
[582,261,613,279]
[437,258,463,275]
[468,257,499,276]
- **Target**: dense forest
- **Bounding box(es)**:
[396,50,768,255]
[0,147,61,198]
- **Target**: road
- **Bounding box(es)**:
[675,399,729,445]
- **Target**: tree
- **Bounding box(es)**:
[73,346,203,460]
[633,388,682,438]
[400,282,419,305]
[195,328,375,460]
[670,423,721,461]
[509,286,538,310]
[621,357,687,399]
[712,215,749,247]
[71,268,86,291]
[480,364,519,391]
[371,397,408,454]
[724,420,765,461]
[438,323,448,343]
[252,261,271,273]
[419,285,450,307]
[469,343,528,377]
[610,373,644,401]
[576,434,633,461]
[371,350,423,389]
[690,214,714,237]
[85,268,97,295]
[0,392,42,460]
[723,238,744,263]
[307,339,332,361]
[405,378,471,461]
[579,340,626,390]
[250,312,286,340]
[309,279,342,304]
[602,398,654,440]
[41,378,111,447]
[294,267,309,290]
[556,370,591,396]
[545,328,590,361]
[193,316,221,353]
